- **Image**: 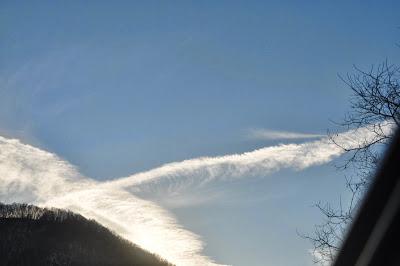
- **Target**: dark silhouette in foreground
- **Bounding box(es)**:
[0,203,173,266]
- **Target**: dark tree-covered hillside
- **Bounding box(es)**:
[0,203,174,266]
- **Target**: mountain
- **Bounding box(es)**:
[0,203,173,266]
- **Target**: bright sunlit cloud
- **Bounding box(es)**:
[0,122,393,265]
[0,135,219,266]
[108,124,391,193]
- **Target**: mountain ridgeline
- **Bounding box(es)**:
[0,203,173,266]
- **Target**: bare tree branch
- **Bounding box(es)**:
[304,61,399,264]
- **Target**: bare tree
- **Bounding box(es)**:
[306,61,400,265]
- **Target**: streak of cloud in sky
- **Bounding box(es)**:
[0,123,393,266]
[247,129,325,140]
[108,124,392,192]
[0,135,216,266]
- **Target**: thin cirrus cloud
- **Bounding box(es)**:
[247,128,325,140]
[0,123,393,266]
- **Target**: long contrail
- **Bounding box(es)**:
[0,123,393,265]
[106,124,386,193]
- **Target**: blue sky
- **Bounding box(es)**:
[1,1,400,265]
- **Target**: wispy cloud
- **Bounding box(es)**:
[0,136,219,266]
[0,123,393,266]
[247,128,325,140]
[108,126,383,192]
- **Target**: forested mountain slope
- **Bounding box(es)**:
[0,203,173,266]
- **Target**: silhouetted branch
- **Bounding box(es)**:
[305,61,399,264]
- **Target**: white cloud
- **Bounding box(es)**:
[247,128,325,140]
[45,187,217,266]
[0,136,220,266]
[108,125,388,192]
[0,122,394,266]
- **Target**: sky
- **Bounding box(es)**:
[1,1,400,265]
